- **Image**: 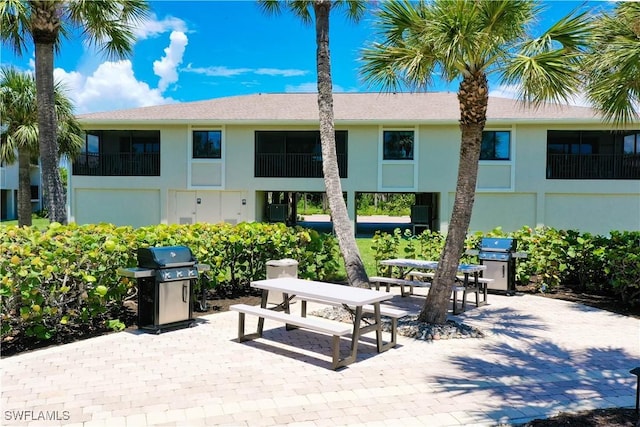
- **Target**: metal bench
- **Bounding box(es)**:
[369,276,431,297]
[408,271,491,313]
[293,296,408,347]
[372,275,479,314]
[230,303,352,370]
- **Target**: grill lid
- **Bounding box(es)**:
[137,246,196,269]
[479,237,517,252]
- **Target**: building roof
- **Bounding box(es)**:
[77,92,602,125]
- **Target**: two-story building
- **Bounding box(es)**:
[72,92,640,235]
[0,161,42,221]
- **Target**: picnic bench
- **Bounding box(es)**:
[378,259,490,314]
[292,295,408,348]
[230,304,351,369]
[229,277,399,370]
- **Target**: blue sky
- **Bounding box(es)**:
[1,0,609,114]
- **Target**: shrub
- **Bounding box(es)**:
[603,231,640,306]
[0,221,339,350]
[370,226,640,306]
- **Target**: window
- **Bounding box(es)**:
[383,130,413,160]
[73,130,160,176]
[255,131,347,178]
[481,131,510,160]
[623,133,640,155]
[546,130,640,179]
[193,130,221,159]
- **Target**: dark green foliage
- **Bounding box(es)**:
[372,226,640,307]
[0,221,339,347]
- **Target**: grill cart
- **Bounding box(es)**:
[118,245,209,333]
[475,237,527,295]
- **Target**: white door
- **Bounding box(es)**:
[195,192,221,223]
[176,191,196,225]
[221,192,245,225]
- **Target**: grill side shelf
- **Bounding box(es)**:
[117,267,155,278]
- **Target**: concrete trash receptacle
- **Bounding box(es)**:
[266,259,299,304]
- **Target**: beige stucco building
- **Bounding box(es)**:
[72,92,640,235]
[0,161,42,221]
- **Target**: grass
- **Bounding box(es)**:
[343,237,412,279]
[0,218,50,230]
[356,238,378,276]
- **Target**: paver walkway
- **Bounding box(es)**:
[2,290,638,427]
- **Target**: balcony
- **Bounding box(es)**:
[547,153,640,180]
[73,152,160,176]
[255,153,347,178]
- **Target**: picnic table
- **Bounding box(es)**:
[230,277,403,370]
[379,258,489,313]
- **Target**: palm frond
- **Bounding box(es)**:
[0,65,83,162]
[501,8,591,107]
[583,2,640,126]
[333,0,367,23]
[257,0,284,16]
[0,0,31,56]
[361,43,435,91]
[69,0,150,60]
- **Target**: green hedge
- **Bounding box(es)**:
[0,222,339,347]
[372,226,640,306]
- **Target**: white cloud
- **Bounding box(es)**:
[183,65,308,78]
[46,12,189,113]
[135,13,188,40]
[183,65,252,77]
[255,68,308,77]
[55,61,175,114]
[285,82,345,93]
[490,83,592,107]
[153,31,188,92]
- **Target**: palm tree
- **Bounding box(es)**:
[584,2,640,127]
[0,67,83,226]
[0,0,149,224]
[259,0,370,288]
[361,0,590,324]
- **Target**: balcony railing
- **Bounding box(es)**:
[73,152,160,176]
[255,153,347,178]
[547,153,640,180]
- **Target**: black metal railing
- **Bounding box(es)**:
[73,152,160,176]
[547,153,640,180]
[255,153,347,178]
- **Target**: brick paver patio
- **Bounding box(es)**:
[1,289,638,426]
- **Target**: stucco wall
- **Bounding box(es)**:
[70,121,639,233]
[74,188,160,227]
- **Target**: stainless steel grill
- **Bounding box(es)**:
[118,246,199,333]
[477,238,527,295]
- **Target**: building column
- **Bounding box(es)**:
[346,190,357,234]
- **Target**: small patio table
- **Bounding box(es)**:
[380,258,488,312]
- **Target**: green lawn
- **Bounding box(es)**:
[0,218,50,230]
[356,238,378,276]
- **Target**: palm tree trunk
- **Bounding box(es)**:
[17,148,33,227]
[35,40,66,224]
[314,1,368,288]
[418,73,488,324]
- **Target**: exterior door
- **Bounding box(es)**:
[176,191,196,225]
[221,192,245,225]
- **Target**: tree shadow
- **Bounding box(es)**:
[430,339,637,424]
[457,306,549,341]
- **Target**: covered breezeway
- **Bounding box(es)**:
[263,191,438,237]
